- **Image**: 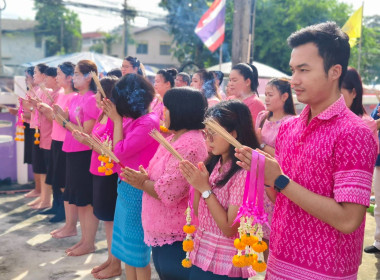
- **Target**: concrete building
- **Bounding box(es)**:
[1,19,46,75]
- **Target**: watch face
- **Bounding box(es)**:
[274,175,290,191]
[202,190,211,198]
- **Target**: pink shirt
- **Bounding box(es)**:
[142,130,208,246]
[113,112,159,173]
[207,96,220,107]
[362,114,379,153]
[151,96,164,121]
[266,96,377,280]
[191,160,255,278]
[51,92,76,141]
[62,91,100,153]
[30,86,43,129]
[38,88,61,149]
[242,94,265,125]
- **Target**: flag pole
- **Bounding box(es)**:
[358,1,364,74]
[219,45,223,71]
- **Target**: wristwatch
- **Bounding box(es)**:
[274,175,290,192]
[260,143,266,150]
[202,190,213,199]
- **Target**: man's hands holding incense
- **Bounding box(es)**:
[179,160,211,193]
[235,146,284,187]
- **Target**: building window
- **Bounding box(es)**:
[160,42,171,56]
[136,42,148,54]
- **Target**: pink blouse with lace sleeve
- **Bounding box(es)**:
[142,130,208,246]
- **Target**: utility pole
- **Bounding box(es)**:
[231,0,252,66]
[249,0,256,63]
[122,0,128,57]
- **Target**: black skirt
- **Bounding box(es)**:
[23,122,34,164]
[46,140,66,187]
[63,150,93,207]
[93,173,118,221]
[32,141,47,174]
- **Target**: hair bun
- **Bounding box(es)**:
[167,68,178,77]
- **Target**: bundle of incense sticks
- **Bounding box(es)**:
[204,119,243,149]
[90,133,122,166]
[40,85,55,103]
[149,129,183,161]
[90,71,107,99]
[75,116,84,131]
[55,113,74,131]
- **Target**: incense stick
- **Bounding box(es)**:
[90,133,121,164]
[149,129,183,161]
[40,85,55,103]
[75,116,84,132]
[204,119,243,149]
[90,71,107,99]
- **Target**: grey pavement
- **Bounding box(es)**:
[0,192,378,279]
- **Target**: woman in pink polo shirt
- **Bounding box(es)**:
[55,60,100,256]
[228,63,265,125]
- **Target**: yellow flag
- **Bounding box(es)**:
[342,6,363,48]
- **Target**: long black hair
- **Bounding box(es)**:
[266,78,296,117]
[205,100,259,187]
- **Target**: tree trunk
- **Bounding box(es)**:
[232,0,252,66]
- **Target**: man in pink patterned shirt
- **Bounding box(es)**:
[236,22,377,279]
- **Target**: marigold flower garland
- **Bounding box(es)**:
[232,151,268,273]
[14,104,25,142]
[34,127,40,145]
[182,206,196,268]
[97,135,114,175]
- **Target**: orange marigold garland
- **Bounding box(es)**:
[15,105,25,142]
[232,151,268,273]
[34,127,40,145]
[97,135,114,175]
[182,206,196,268]
[159,125,169,133]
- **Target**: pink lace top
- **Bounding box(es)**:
[255,111,294,239]
[142,130,208,246]
[267,96,377,279]
[191,159,255,278]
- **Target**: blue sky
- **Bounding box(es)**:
[1,0,378,33]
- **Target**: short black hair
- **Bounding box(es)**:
[100,76,119,100]
[112,74,155,119]
[158,68,178,87]
[177,72,191,85]
[231,63,259,94]
[163,87,207,131]
[44,67,57,77]
[287,21,350,88]
[107,68,122,78]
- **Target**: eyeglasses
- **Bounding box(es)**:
[202,129,216,142]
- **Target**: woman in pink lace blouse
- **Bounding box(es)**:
[254,78,296,261]
[121,87,208,280]
[179,100,260,280]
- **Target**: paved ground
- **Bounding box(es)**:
[0,190,379,279]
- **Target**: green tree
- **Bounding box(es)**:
[34,0,82,56]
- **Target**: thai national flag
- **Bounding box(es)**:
[194,0,226,53]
